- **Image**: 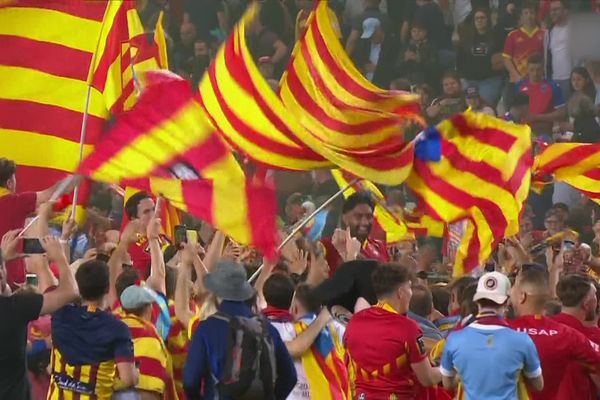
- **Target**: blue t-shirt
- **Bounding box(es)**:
[441,322,541,400]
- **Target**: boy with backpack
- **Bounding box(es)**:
[183,260,297,400]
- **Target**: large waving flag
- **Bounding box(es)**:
[198,2,420,185]
[533,142,600,204]
[0,0,143,191]
[78,71,277,256]
[407,111,532,276]
[294,316,350,400]
[280,1,422,182]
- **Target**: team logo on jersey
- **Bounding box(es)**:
[417,335,426,355]
[484,277,498,290]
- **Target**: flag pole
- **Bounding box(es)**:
[248,178,359,283]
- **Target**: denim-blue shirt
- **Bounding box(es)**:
[183,300,297,400]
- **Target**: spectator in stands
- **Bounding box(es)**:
[441,272,544,397]
[174,22,197,75]
[295,0,341,41]
[434,276,477,336]
[0,158,69,288]
[403,0,451,67]
[190,39,211,87]
[545,0,573,100]
[509,268,600,400]
[503,2,545,107]
[49,259,138,399]
[395,21,439,88]
[345,0,391,57]
[344,263,442,399]
[504,91,531,123]
[457,8,505,107]
[352,17,397,88]
[408,284,444,343]
[123,192,158,279]
[0,231,79,400]
[427,71,468,123]
[321,192,389,274]
[183,260,297,399]
[184,0,228,45]
[465,85,497,116]
[562,66,600,143]
[496,1,521,41]
[248,0,289,78]
[517,54,566,135]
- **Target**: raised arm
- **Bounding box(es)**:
[175,242,199,328]
[107,220,140,306]
[285,307,332,358]
[39,236,79,315]
[203,230,225,272]
[145,217,166,295]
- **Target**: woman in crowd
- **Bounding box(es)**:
[456,8,504,107]
[560,66,600,143]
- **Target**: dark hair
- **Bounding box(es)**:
[527,53,544,66]
[115,267,140,300]
[124,191,152,220]
[259,0,285,37]
[571,66,597,100]
[557,274,593,307]
[371,263,410,299]
[166,266,178,300]
[512,92,530,108]
[449,276,477,299]
[459,282,478,318]
[0,158,16,188]
[520,1,538,14]
[294,283,322,314]
[411,19,428,33]
[551,202,569,213]
[545,208,565,223]
[442,70,461,83]
[263,272,295,310]
[431,287,451,316]
[519,268,550,287]
[544,300,562,316]
[477,298,505,308]
[460,8,492,49]
[76,260,110,301]
[410,284,433,317]
[342,192,374,215]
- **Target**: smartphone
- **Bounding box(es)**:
[186,230,198,245]
[22,238,45,254]
[174,225,187,248]
[25,273,38,287]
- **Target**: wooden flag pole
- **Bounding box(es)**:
[247,178,359,283]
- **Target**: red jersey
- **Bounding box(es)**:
[517,79,565,115]
[127,234,169,279]
[344,302,427,400]
[553,312,600,346]
[509,315,600,400]
[502,27,545,80]
[0,190,36,287]
[321,236,389,275]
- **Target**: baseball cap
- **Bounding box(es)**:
[120,285,157,310]
[473,272,511,304]
[465,85,480,99]
[361,17,381,39]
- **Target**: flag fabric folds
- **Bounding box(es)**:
[533,142,600,204]
[198,2,421,185]
[407,111,532,276]
[78,71,277,256]
[0,0,143,191]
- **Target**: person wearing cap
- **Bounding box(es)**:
[351,16,396,88]
[465,85,496,116]
[118,285,177,400]
[508,268,600,400]
[345,0,390,57]
[504,92,531,123]
[440,272,544,398]
[183,260,297,400]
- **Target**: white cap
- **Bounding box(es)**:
[473,272,511,305]
[361,17,381,39]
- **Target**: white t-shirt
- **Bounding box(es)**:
[366,43,382,81]
[550,24,572,81]
[272,319,346,400]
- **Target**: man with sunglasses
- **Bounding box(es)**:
[509,268,600,400]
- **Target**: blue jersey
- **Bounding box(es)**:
[441,322,541,400]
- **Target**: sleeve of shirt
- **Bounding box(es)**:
[17,192,37,218]
[551,81,566,108]
[503,31,515,58]
[521,334,542,379]
[184,326,208,400]
[14,293,43,323]
[440,334,457,377]
[270,325,298,400]
[406,320,428,364]
[113,319,135,363]
[568,329,600,372]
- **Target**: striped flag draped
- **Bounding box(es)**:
[0,0,143,191]
[533,142,600,204]
[198,2,421,185]
[407,111,532,276]
[78,71,277,256]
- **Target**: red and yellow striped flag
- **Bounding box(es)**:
[280,0,423,183]
[131,10,169,73]
[533,142,600,203]
[78,71,277,256]
[198,3,419,185]
[407,111,532,276]
[0,0,143,191]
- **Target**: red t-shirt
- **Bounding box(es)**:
[509,315,600,400]
[321,236,389,276]
[517,79,565,115]
[344,303,427,400]
[0,191,37,287]
[502,27,545,80]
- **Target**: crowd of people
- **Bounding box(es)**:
[3,0,600,399]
